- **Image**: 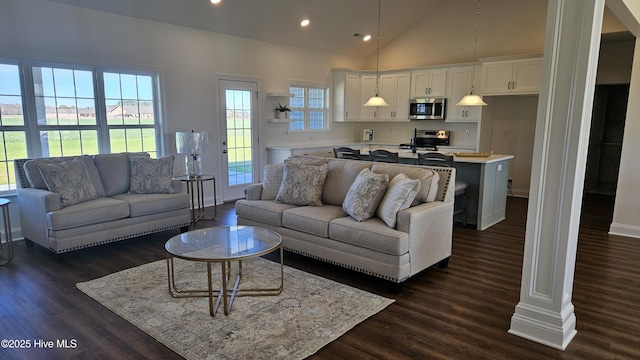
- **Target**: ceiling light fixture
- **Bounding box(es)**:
[363,34,372,42]
[457,0,487,106]
[210,0,221,4]
[363,0,389,107]
[300,19,310,27]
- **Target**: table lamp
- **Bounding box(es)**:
[176,131,209,177]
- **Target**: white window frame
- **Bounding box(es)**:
[288,83,329,132]
[0,58,163,195]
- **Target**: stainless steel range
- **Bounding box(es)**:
[399,129,450,152]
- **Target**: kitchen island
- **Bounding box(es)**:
[266,145,513,230]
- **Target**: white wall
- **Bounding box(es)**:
[0,0,364,177]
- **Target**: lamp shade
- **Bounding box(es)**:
[363,95,389,107]
[456,94,487,106]
[176,131,209,154]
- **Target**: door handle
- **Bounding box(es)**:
[223,149,227,154]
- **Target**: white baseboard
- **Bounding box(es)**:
[609,223,640,239]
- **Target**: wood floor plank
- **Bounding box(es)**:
[1,195,639,359]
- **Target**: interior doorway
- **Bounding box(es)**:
[584,84,629,196]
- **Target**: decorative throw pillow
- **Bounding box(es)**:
[261,163,284,200]
[376,173,421,228]
[38,158,98,207]
[342,168,389,222]
[275,161,328,206]
[129,155,176,194]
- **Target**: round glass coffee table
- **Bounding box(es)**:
[165,226,283,316]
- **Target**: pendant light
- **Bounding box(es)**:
[457,0,487,106]
[363,0,389,107]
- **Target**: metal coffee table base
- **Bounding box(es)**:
[166,246,284,316]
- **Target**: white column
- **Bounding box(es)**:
[509,0,604,350]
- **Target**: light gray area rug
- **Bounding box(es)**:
[76,257,394,360]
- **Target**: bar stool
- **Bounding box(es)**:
[370,149,399,163]
[333,147,361,160]
[418,152,468,225]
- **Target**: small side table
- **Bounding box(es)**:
[173,175,216,225]
[0,198,13,265]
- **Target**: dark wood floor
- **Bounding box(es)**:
[1,194,638,359]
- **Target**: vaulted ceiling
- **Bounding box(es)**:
[43,0,445,58]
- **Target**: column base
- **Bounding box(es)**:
[509,302,577,350]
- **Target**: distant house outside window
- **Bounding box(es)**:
[289,85,327,131]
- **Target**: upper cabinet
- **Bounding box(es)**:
[480,58,542,95]
[411,69,447,97]
[332,71,361,122]
[378,72,411,121]
[446,66,483,123]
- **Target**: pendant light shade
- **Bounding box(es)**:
[363,95,389,107]
[457,94,487,106]
[458,0,487,107]
[364,0,388,107]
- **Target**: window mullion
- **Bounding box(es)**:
[21,63,43,158]
[94,69,110,154]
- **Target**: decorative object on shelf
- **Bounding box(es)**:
[176,130,209,177]
[456,0,487,107]
[274,102,291,120]
[363,0,389,107]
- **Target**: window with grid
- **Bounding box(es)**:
[289,85,327,131]
[0,61,160,194]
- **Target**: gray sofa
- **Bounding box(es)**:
[15,152,191,254]
[236,156,455,284]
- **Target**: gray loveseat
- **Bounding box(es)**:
[236,156,455,284]
[15,152,191,254]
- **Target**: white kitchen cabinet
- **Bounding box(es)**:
[360,75,378,120]
[378,72,411,121]
[332,71,361,122]
[480,58,542,95]
[411,69,447,97]
[446,66,483,123]
[316,147,336,158]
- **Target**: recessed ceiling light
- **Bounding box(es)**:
[300,19,310,27]
[363,34,372,41]
[210,0,221,4]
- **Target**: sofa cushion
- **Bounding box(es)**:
[235,200,299,227]
[329,216,409,256]
[282,205,347,238]
[371,163,439,203]
[342,168,389,222]
[24,155,106,197]
[275,161,328,206]
[261,163,284,200]
[376,173,421,228]
[94,152,150,196]
[38,158,98,207]
[129,155,176,194]
[111,193,189,217]
[47,197,130,231]
[321,159,372,206]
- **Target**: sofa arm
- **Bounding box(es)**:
[17,188,63,246]
[396,200,454,276]
[244,183,263,200]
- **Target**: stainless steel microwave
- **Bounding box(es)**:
[409,97,446,120]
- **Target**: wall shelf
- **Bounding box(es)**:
[267,92,295,97]
[267,118,293,123]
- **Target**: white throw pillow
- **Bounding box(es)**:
[342,168,389,222]
[376,173,421,228]
[261,163,284,200]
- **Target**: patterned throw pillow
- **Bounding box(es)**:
[376,173,421,228]
[342,168,389,222]
[261,163,284,200]
[38,158,98,207]
[129,155,176,194]
[275,161,328,206]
